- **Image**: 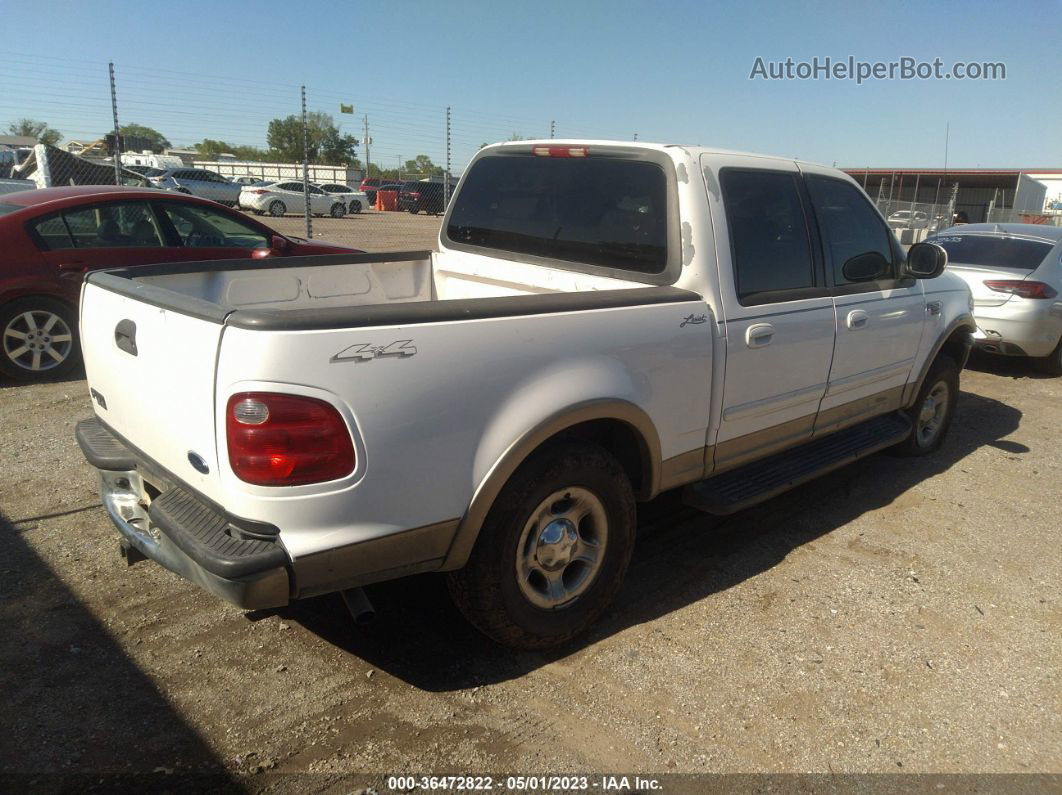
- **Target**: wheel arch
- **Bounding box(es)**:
[903,314,976,408]
[440,399,661,571]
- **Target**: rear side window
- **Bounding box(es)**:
[930,235,1052,271]
[59,202,164,249]
[806,176,895,285]
[447,154,668,275]
[30,215,74,250]
[720,169,815,302]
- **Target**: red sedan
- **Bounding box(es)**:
[0,186,360,381]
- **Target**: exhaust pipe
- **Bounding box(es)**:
[340,587,376,625]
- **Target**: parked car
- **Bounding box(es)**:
[74,141,974,649]
[887,209,930,230]
[928,223,1062,374]
[239,181,345,217]
[317,183,369,214]
[231,176,267,187]
[359,177,386,204]
[397,181,452,215]
[148,168,242,206]
[0,186,360,381]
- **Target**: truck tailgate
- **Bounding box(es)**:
[80,281,225,502]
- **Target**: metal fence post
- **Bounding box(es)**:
[445,106,451,209]
[301,85,312,239]
[550,120,555,139]
[108,62,121,185]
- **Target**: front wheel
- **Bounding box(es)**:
[268,200,285,217]
[447,440,636,649]
[0,298,80,382]
[889,355,959,456]
[330,203,345,218]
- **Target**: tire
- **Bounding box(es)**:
[350,200,362,214]
[889,355,960,456]
[447,440,636,650]
[409,207,419,215]
[268,200,285,217]
[0,297,80,382]
[1035,338,1062,376]
[330,203,345,218]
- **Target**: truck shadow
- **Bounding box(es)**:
[965,350,1056,380]
[277,389,1023,692]
[0,512,234,786]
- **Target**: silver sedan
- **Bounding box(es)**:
[928,223,1062,374]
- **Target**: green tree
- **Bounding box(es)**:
[194,138,270,161]
[7,118,62,146]
[266,112,358,165]
[403,154,444,177]
[118,123,171,153]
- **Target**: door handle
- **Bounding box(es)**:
[746,323,774,348]
[846,310,869,330]
[58,261,88,273]
[114,319,138,356]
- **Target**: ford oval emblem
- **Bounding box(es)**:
[187,451,210,474]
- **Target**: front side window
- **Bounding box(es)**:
[447,154,668,275]
[60,202,164,248]
[159,202,269,249]
[720,169,815,302]
[806,176,895,286]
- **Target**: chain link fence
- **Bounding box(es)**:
[0,52,626,253]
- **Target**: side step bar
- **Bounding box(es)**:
[683,412,912,516]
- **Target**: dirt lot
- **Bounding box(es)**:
[253,207,444,252]
[1,353,1060,788]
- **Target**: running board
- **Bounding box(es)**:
[683,413,912,516]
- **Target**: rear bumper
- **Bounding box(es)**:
[972,302,1062,357]
[76,418,291,609]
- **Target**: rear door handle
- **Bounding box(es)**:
[58,261,88,273]
[746,323,774,348]
[114,319,137,356]
[846,310,869,330]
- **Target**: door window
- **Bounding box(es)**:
[30,214,75,250]
[806,176,895,286]
[158,201,269,249]
[720,169,816,303]
[58,202,165,248]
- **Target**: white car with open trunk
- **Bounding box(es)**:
[76,140,975,648]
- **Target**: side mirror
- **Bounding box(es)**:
[904,242,948,279]
[842,251,891,282]
[251,235,289,259]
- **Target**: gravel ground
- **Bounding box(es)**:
[252,207,443,252]
[1,353,1059,788]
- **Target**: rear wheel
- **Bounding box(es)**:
[0,298,80,382]
[349,200,362,214]
[268,200,285,217]
[1035,338,1062,376]
[409,207,419,215]
[447,440,636,649]
[889,355,959,456]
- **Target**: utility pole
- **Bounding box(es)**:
[108,62,121,185]
[550,120,555,139]
[300,85,312,238]
[363,115,370,178]
[633,133,638,141]
[445,106,451,206]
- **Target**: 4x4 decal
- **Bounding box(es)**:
[330,339,418,363]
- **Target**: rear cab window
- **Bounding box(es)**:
[445,149,678,283]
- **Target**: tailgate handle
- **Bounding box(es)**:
[114,319,138,356]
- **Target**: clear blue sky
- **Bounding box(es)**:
[3,0,1059,172]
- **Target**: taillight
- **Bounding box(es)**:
[983,280,1058,299]
[410,191,421,199]
[531,145,588,158]
[226,392,355,486]
[248,188,268,194]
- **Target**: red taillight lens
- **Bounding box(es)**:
[226,392,355,486]
[984,280,1058,299]
[531,145,588,158]
[249,188,268,194]
[410,191,421,198]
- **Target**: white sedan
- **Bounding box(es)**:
[317,183,370,214]
[239,181,345,217]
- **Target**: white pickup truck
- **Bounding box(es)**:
[76,141,975,649]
